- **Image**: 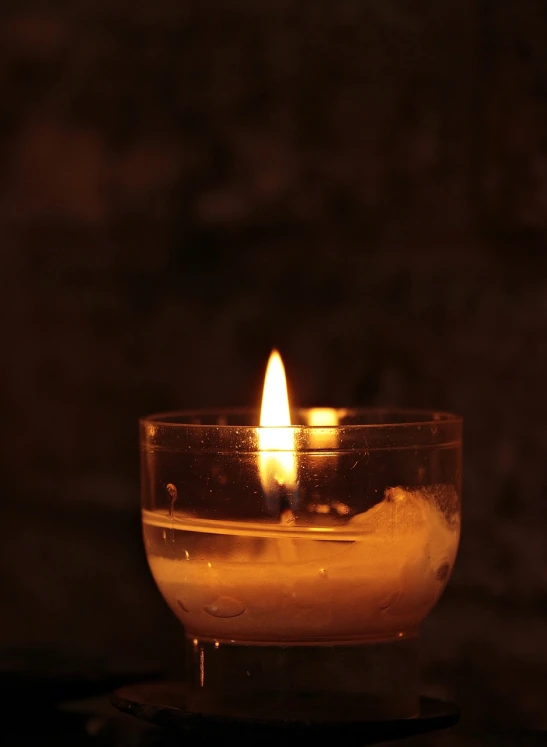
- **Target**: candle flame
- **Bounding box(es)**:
[308,408,340,449]
[258,350,296,496]
[308,408,339,427]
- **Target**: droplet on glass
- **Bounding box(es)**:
[436,562,450,582]
[203,596,246,618]
[380,589,403,611]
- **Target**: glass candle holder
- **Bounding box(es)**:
[140,408,462,722]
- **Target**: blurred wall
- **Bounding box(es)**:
[1,0,547,727]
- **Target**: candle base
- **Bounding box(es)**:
[185,635,419,722]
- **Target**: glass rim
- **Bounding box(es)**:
[140,407,462,430]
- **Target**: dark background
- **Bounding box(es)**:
[1,0,546,730]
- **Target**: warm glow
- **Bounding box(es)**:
[308,407,340,449]
[260,350,291,430]
[308,408,339,427]
[258,350,296,496]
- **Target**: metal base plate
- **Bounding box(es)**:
[112,681,459,745]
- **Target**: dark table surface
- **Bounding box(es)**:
[2,684,547,747]
[4,709,547,747]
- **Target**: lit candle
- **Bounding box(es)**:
[143,351,460,645]
[140,350,463,722]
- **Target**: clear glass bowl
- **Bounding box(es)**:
[140,408,462,721]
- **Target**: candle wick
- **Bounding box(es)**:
[277,486,296,524]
